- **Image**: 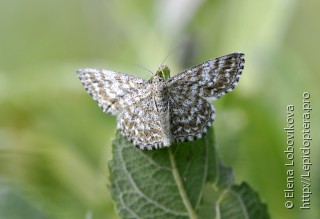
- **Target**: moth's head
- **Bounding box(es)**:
[155,64,170,81]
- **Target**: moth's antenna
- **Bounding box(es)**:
[157,40,182,70]
[135,64,154,76]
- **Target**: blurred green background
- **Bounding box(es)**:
[0,0,319,219]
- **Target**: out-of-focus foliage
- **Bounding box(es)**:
[0,0,319,219]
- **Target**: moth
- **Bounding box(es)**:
[77,52,245,150]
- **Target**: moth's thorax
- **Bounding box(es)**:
[150,75,169,112]
[149,71,172,145]
[148,65,170,114]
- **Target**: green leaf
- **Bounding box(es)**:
[109,128,269,219]
[215,183,270,219]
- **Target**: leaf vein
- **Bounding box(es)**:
[168,148,197,219]
[120,147,188,216]
[139,151,172,171]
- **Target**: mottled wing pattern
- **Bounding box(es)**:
[118,89,169,150]
[77,68,147,115]
[169,94,215,142]
[77,53,244,149]
[167,53,245,142]
[77,69,169,150]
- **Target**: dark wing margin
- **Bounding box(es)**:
[168,53,245,101]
